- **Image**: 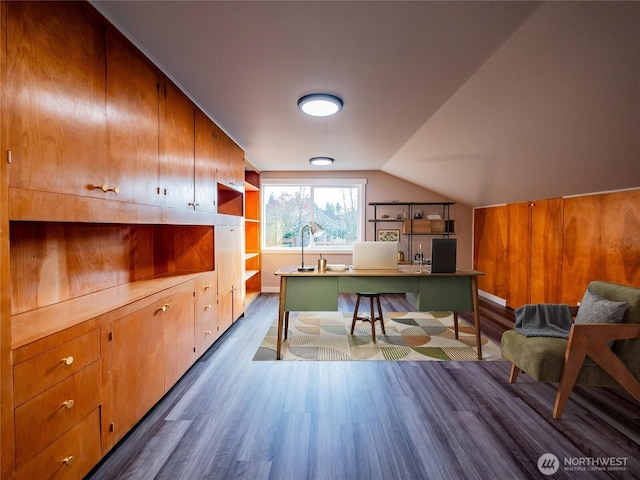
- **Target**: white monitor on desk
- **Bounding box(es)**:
[351,241,398,270]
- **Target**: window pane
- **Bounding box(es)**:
[263,183,362,249]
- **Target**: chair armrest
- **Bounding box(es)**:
[570,322,640,342]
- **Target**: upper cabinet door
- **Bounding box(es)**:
[194,109,217,213]
[215,128,245,192]
[160,81,195,210]
[106,31,161,207]
[5,1,108,198]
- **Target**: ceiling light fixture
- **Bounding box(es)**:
[297,93,343,117]
[309,157,334,166]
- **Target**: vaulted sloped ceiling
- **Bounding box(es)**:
[93,1,639,207]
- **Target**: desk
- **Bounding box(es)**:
[274,266,485,360]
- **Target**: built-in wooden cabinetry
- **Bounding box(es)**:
[0,2,250,478]
[244,170,262,303]
[474,189,640,309]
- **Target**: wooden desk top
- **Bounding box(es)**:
[275,266,484,277]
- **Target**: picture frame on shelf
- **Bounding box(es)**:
[377,229,400,242]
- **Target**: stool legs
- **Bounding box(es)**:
[351,293,385,342]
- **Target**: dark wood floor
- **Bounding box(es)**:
[87,294,640,480]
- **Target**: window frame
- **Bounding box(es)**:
[261,178,367,253]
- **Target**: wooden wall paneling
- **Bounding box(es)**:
[106,30,161,208]
[161,81,195,211]
[194,108,217,213]
[600,190,640,287]
[507,202,531,308]
[473,206,509,299]
[5,1,108,201]
[9,223,158,315]
[561,194,603,303]
[0,0,16,472]
[530,198,564,304]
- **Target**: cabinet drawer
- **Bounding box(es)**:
[16,408,102,480]
[14,329,100,406]
[15,361,101,467]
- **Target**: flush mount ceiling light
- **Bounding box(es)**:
[309,157,334,166]
[297,93,343,117]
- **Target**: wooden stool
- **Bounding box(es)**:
[350,292,385,342]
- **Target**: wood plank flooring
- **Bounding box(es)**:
[87,294,640,480]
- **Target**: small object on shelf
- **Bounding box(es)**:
[414,211,422,219]
[427,213,442,220]
[381,214,389,218]
[326,264,348,271]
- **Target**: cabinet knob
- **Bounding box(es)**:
[205,304,212,310]
[203,285,211,291]
[157,303,172,313]
[61,356,74,366]
[205,330,212,335]
[62,399,75,409]
[97,184,120,194]
[62,456,75,466]
[188,202,200,208]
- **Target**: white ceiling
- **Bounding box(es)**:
[92,1,639,207]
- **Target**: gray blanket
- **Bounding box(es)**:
[514,304,573,339]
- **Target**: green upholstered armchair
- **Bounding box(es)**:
[500,281,640,418]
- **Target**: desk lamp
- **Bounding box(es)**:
[298,222,324,271]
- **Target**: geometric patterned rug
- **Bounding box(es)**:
[253,311,503,361]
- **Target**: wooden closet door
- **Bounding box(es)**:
[530,198,563,304]
[507,202,531,308]
[5,1,107,199]
[473,206,509,300]
[106,31,160,207]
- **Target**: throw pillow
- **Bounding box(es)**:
[576,288,627,347]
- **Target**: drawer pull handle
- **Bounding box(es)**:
[157,303,172,313]
[62,455,75,466]
[61,356,74,366]
[98,184,120,194]
[62,399,75,409]
[204,285,211,291]
[205,304,212,310]
[205,330,211,335]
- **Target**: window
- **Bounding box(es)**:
[262,179,366,250]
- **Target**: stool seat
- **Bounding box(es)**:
[350,292,385,342]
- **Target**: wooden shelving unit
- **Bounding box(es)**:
[244,168,261,305]
[368,201,455,262]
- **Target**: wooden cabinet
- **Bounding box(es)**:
[5,1,107,202]
[244,170,261,304]
[474,190,639,307]
[161,288,195,390]
[194,109,218,214]
[0,2,250,478]
[12,328,102,479]
[106,30,161,207]
[562,189,640,304]
[505,199,563,308]
[160,81,195,211]
[216,225,245,330]
[106,299,166,448]
[194,272,218,357]
[216,129,245,191]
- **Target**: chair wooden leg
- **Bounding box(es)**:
[553,327,589,419]
[508,364,521,383]
[453,312,459,339]
[350,295,361,334]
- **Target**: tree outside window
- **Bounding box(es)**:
[263,182,363,249]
